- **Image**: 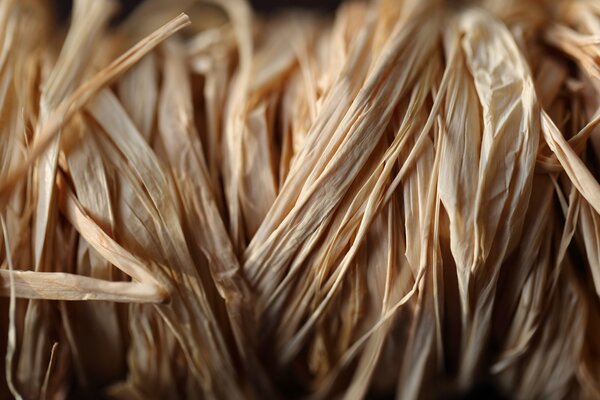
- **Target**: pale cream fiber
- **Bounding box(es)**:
[1,0,600,398]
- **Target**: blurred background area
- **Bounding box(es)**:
[53,0,344,24]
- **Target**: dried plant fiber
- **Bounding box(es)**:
[1,0,600,398]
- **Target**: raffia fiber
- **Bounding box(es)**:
[1,0,600,398]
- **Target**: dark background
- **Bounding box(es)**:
[54,0,344,23]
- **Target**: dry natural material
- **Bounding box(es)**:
[2,0,600,398]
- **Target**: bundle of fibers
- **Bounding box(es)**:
[3,0,600,398]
